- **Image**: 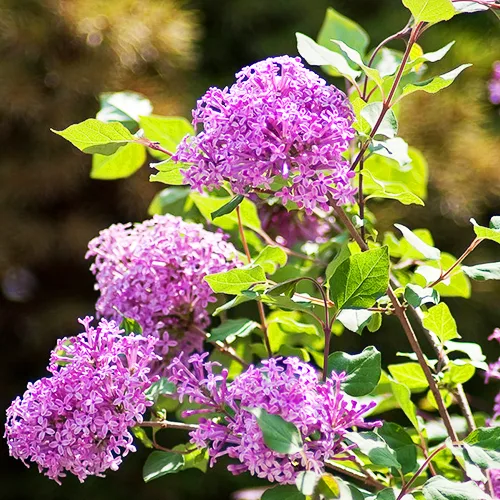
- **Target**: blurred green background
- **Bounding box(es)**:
[0,1,499,498]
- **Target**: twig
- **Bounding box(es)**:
[325,462,385,491]
[397,444,446,500]
[429,238,482,288]
[351,23,422,172]
[140,420,199,431]
[236,206,272,357]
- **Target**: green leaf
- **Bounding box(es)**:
[401,65,471,99]
[248,407,303,454]
[254,246,288,275]
[361,102,398,139]
[204,266,266,295]
[331,40,383,88]
[150,160,186,185]
[404,284,440,307]
[363,147,428,202]
[368,312,383,332]
[346,431,401,469]
[266,279,299,298]
[191,193,261,232]
[262,485,305,500]
[139,115,194,158]
[143,451,185,482]
[315,474,340,499]
[296,471,319,496]
[148,187,190,216]
[465,426,500,448]
[365,183,424,206]
[422,476,488,500]
[120,317,143,335]
[131,426,154,448]
[472,217,500,244]
[210,195,244,220]
[462,262,500,281]
[370,138,411,166]
[52,119,136,155]
[402,0,455,23]
[317,7,369,62]
[326,244,351,282]
[97,91,152,131]
[388,362,429,393]
[377,422,418,474]
[444,341,485,364]
[208,319,259,343]
[423,303,460,343]
[336,309,374,335]
[453,2,489,14]
[376,489,397,500]
[328,346,382,397]
[443,361,475,385]
[329,246,390,310]
[296,33,361,82]
[406,41,455,71]
[463,442,500,471]
[395,224,440,260]
[391,380,420,431]
[145,377,176,402]
[91,142,146,180]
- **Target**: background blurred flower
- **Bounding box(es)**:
[86,215,241,371]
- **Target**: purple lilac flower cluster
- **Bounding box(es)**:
[86,214,240,370]
[489,62,500,105]
[4,317,159,483]
[173,56,356,214]
[168,354,380,484]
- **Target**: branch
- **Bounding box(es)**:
[325,462,385,491]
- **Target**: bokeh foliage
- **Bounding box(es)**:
[1,1,500,499]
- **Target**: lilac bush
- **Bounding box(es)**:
[7,1,500,499]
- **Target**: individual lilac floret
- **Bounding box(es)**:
[173,56,356,213]
[168,355,380,484]
[4,317,160,483]
[489,62,500,105]
[86,214,240,370]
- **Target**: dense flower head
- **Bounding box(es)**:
[5,317,160,483]
[86,214,240,369]
[168,354,380,484]
[489,62,500,105]
[173,56,356,213]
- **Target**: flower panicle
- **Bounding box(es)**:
[5,317,160,483]
[168,355,381,484]
[174,56,357,214]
